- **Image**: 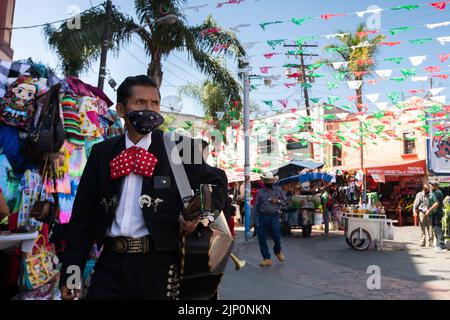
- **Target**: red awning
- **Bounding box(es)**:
[332,160,426,176]
[366,160,426,176]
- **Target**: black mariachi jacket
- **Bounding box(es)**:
[59,129,227,288]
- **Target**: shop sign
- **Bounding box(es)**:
[427,120,450,175]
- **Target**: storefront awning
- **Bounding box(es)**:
[366,160,426,176]
[332,160,426,176]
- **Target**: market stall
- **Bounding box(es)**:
[277,172,335,237]
[0,59,123,300]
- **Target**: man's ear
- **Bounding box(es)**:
[116,103,125,118]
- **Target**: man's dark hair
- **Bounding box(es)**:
[117,75,161,106]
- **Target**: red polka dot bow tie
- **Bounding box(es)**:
[110,146,158,179]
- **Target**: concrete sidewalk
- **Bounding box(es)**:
[218,226,450,300]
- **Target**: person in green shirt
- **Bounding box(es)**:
[425,182,446,251]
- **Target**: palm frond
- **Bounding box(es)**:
[189,15,246,59]
[43,5,138,76]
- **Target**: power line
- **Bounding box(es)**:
[171,53,205,80]
[130,40,203,82]
[128,40,193,85]
[121,46,179,88]
[0,3,105,30]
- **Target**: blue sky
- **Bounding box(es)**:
[10,0,450,117]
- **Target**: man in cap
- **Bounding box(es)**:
[413,183,434,247]
[252,172,286,266]
[425,181,446,252]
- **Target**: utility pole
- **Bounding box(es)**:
[284,43,318,160]
[98,0,113,90]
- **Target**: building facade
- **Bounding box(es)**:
[0,0,15,61]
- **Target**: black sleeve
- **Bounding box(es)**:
[180,136,228,214]
[222,196,232,219]
[59,143,100,289]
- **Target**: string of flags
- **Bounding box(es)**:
[242,34,450,52]
[184,1,450,24]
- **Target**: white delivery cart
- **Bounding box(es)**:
[343,213,397,251]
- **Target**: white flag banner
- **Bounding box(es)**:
[408,55,427,66]
[437,36,450,45]
[366,93,380,103]
[355,115,368,122]
[430,87,445,96]
[375,102,389,110]
[431,95,447,103]
[356,8,383,18]
[183,4,208,12]
[426,21,450,29]
[375,69,393,77]
[352,41,371,49]
[347,80,363,90]
[242,42,258,49]
[332,62,349,69]
[216,111,225,120]
[336,113,349,120]
[325,33,349,39]
[230,24,251,33]
[411,76,428,82]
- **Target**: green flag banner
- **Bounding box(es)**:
[401,68,417,77]
[287,50,303,55]
[263,100,273,108]
[390,5,420,10]
[267,39,286,49]
[387,92,400,103]
[260,21,284,30]
[389,26,414,35]
[296,36,319,45]
[291,16,313,26]
[409,38,433,45]
[327,81,339,90]
[384,57,403,64]
[390,77,406,82]
[327,96,340,104]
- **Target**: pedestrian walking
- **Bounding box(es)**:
[425,182,446,252]
[413,184,434,247]
[252,172,286,267]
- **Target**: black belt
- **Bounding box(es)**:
[104,236,157,254]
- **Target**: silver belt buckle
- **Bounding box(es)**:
[128,238,143,253]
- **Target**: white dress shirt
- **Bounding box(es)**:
[107,132,152,238]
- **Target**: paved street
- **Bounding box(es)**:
[219,226,450,300]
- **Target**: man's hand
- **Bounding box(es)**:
[424,210,431,217]
[60,286,81,300]
[179,215,198,236]
[413,212,418,218]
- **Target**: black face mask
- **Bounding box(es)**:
[265,183,273,189]
[126,110,165,135]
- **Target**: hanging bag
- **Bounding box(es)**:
[22,234,58,290]
[27,83,65,158]
[29,157,59,225]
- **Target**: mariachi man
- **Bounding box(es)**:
[59,75,227,300]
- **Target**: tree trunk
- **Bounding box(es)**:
[148,49,163,89]
[356,75,363,112]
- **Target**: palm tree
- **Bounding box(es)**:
[322,23,385,111]
[179,80,241,139]
[43,0,245,99]
[322,23,385,204]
